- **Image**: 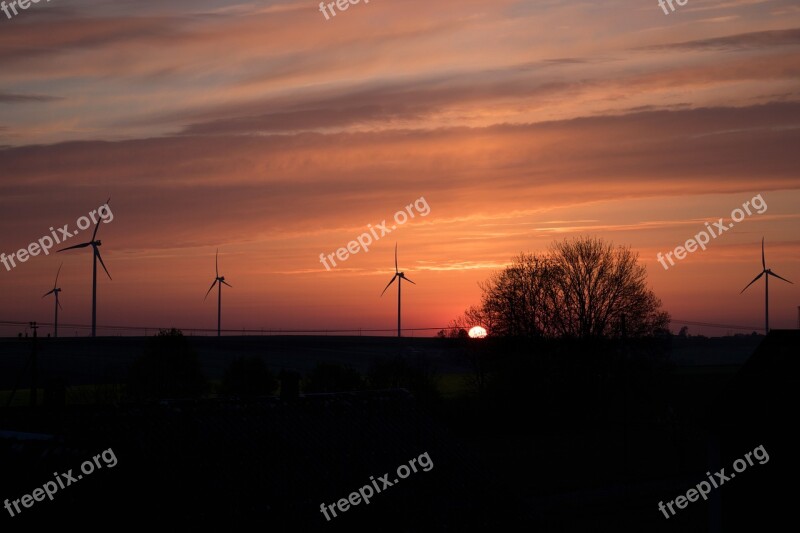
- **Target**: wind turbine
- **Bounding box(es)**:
[740,238,793,334]
[204,249,232,337]
[57,199,112,337]
[380,244,416,337]
[42,263,63,338]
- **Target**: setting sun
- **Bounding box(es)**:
[468,326,487,338]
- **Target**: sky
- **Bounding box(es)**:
[1,0,799,337]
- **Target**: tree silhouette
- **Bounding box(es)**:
[127,328,207,400]
[456,236,669,339]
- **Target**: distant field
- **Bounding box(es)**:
[1,371,475,407]
[0,335,470,390]
[0,335,763,404]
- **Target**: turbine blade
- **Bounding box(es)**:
[54,262,63,288]
[94,247,112,280]
[204,279,218,300]
[42,289,55,298]
[381,275,398,296]
[221,280,232,288]
[761,237,765,270]
[768,271,793,285]
[403,276,416,285]
[57,299,63,311]
[91,197,109,241]
[57,242,91,252]
[740,272,764,294]
[89,197,111,241]
[395,243,398,273]
[216,249,219,278]
[91,218,102,241]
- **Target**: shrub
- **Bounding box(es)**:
[127,328,207,401]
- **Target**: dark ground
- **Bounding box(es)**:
[0,332,794,531]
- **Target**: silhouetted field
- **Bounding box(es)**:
[0,334,762,390]
[0,336,465,390]
[0,332,794,531]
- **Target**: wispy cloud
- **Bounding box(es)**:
[638,28,800,51]
[0,93,62,103]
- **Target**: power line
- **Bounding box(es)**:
[0,318,763,335]
[668,319,760,331]
[0,320,456,335]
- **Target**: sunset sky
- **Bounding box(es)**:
[1,0,799,336]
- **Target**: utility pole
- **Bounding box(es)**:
[30,321,38,407]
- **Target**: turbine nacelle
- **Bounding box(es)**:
[42,287,62,297]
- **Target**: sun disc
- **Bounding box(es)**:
[468,326,487,338]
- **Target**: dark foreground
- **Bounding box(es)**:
[0,332,796,531]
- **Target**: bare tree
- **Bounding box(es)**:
[456,237,669,339]
[477,253,560,337]
[549,237,669,338]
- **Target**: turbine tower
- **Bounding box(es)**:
[205,249,232,337]
[740,238,793,334]
[381,244,416,337]
[42,263,63,338]
[57,199,112,337]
